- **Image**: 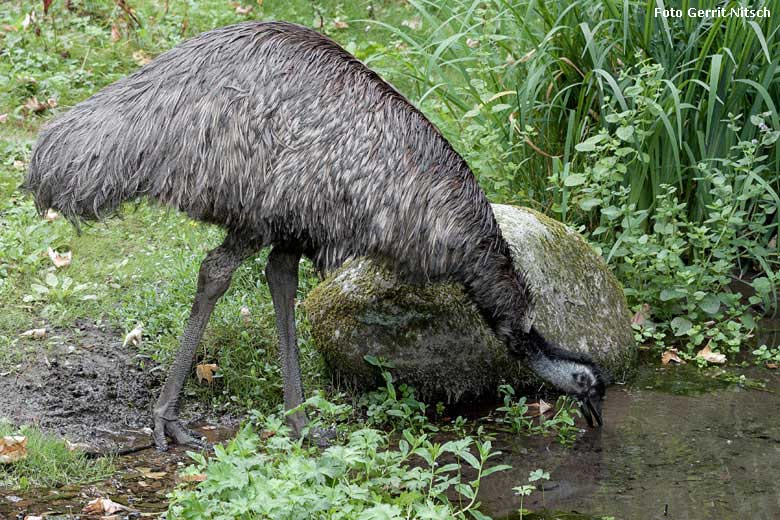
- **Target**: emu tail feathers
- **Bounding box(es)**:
[23,110,150,224]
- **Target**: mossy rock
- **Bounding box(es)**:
[303,204,636,402]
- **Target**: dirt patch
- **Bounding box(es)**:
[0,319,237,453]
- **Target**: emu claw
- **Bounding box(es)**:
[153,417,210,451]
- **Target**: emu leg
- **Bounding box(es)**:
[152,236,254,451]
[265,247,308,436]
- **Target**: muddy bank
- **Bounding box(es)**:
[0,319,236,454]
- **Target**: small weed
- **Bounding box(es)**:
[496,385,582,447]
[513,468,551,519]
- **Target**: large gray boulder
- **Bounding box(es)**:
[303,204,636,402]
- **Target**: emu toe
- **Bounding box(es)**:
[153,416,210,451]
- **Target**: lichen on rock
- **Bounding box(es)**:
[303,205,636,402]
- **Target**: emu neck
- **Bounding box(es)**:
[527,347,581,394]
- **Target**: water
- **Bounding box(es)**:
[477,363,780,520]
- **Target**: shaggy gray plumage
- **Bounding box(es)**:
[24,21,606,442]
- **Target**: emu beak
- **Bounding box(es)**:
[580,396,603,428]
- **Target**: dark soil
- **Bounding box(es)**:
[0,319,237,454]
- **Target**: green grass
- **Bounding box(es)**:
[0,422,114,490]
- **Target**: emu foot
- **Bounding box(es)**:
[153,415,210,452]
[309,426,337,448]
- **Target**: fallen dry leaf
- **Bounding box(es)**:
[82,497,129,515]
[767,363,778,369]
[631,303,651,326]
[0,436,28,464]
[333,20,349,29]
[24,97,48,114]
[240,305,251,324]
[45,208,60,222]
[527,399,552,417]
[235,5,253,14]
[22,11,36,30]
[196,363,218,384]
[0,113,8,123]
[47,97,57,109]
[661,349,685,365]
[132,50,152,66]
[696,343,726,364]
[401,18,422,30]
[20,328,46,339]
[123,325,143,347]
[24,516,43,520]
[180,472,207,482]
[65,440,90,452]
[48,247,72,268]
[111,23,121,42]
[137,466,167,479]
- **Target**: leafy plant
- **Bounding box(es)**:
[170,398,511,519]
[512,468,550,519]
[496,385,581,446]
[360,355,436,433]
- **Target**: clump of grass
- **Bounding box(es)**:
[0,422,114,490]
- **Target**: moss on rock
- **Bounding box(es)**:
[303,205,636,402]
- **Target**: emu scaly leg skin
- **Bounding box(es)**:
[266,247,308,436]
[152,234,257,451]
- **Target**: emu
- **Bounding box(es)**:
[24,21,606,450]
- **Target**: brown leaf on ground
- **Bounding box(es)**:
[235,5,253,15]
[132,50,152,66]
[661,349,685,365]
[111,23,121,42]
[180,472,207,482]
[47,97,57,108]
[0,436,28,464]
[767,363,778,369]
[43,0,54,14]
[24,96,48,113]
[123,325,143,347]
[260,429,276,440]
[196,363,218,384]
[631,303,651,326]
[333,20,349,29]
[696,343,726,364]
[19,328,46,339]
[82,497,129,515]
[527,399,552,417]
[136,466,167,479]
[240,305,251,324]
[48,247,72,268]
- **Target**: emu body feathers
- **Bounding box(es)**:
[25,21,606,446]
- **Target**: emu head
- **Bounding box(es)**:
[523,330,608,427]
